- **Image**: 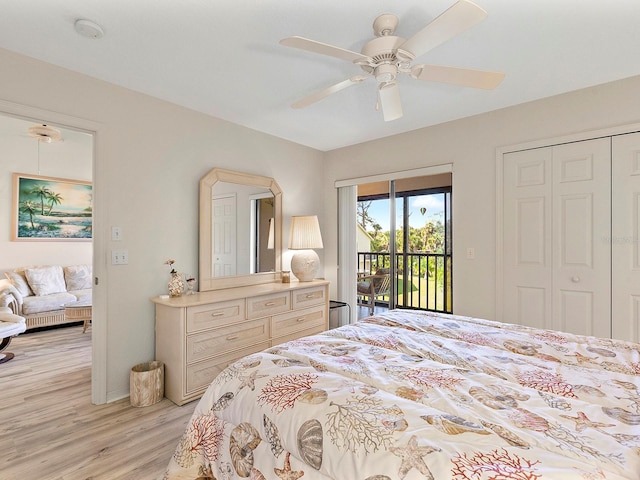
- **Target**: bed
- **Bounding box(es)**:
[164,310,640,480]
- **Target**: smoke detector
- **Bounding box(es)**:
[74,19,104,39]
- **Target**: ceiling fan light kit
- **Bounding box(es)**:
[280,0,505,122]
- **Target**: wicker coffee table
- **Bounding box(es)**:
[65,300,92,333]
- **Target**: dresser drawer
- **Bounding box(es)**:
[246,291,290,319]
[292,285,327,309]
[186,340,270,395]
[271,304,326,339]
[272,325,327,347]
[186,299,245,333]
[186,318,269,363]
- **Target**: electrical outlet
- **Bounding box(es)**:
[111,249,129,265]
[466,247,475,259]
[111,226,123,241]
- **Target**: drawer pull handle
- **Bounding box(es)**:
[211,312,225,317]
[305,294,316,298]
[297,317,306,322]
[226,334,239,341]
[265,301,276,306]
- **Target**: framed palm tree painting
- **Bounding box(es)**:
[12,173,92,241]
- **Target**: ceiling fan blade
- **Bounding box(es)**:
[378,82,403,121]
[292,76,368,109]
[280,36,371,63]
[411,64,504,89]
[398,0,487,60]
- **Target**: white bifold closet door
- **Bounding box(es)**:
[503,137,611,338]
[612,132,640,342]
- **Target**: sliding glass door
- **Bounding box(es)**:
[356,178,452,317]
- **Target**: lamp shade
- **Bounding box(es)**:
[288,215,323,250]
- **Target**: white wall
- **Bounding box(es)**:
[0,116,93,268]
[0,47,325,402]
[323,74,640,321]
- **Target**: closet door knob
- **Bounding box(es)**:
[571,276,580,283]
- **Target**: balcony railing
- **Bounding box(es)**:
[358,251,452,313]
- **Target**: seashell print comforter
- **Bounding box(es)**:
[164,310,640,480]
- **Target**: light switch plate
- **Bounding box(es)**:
[111,226,123,241]
[111,249,128,265]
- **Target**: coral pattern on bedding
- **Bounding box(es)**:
[164,310,640,480]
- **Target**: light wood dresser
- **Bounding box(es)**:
[151,279,329,405]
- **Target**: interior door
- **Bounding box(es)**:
[212,194,237,277]
[612,132,640,342]
[503,138,611,337]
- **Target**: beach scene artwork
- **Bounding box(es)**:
[13,173,92,240]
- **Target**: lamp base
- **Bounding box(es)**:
[290,250,320,282]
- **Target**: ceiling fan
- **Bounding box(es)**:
[27,124,63,143]
[280,0,505,121]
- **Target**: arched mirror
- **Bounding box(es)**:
[199,168,282,291]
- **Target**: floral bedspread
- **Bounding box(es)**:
[164,310,640,480]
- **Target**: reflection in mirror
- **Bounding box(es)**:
[200,168,282,292]
[251,196,276,274]
[211,182,275,276]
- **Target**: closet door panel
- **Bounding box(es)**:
[552,139,611,338]
[503,148,553,328]
[612,132,640,342]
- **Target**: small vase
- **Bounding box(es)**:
[168,272,184,297]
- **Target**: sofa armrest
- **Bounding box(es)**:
[0,281,21,314]
[0,281,22,301]
[0,292,19,314]
[0,281,22,302]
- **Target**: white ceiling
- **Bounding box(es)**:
[1,0,639,151]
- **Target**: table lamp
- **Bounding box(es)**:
[288,215,323,281]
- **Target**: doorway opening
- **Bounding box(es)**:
[0,113,94,377]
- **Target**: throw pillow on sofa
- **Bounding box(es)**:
[5,269,34,297]
[64,265,92,291]
[24,266,67,296]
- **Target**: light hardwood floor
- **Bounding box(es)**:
[0,325,197,480]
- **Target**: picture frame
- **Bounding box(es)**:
[12,173,92,241]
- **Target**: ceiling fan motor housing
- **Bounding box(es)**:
[359,35,406,78]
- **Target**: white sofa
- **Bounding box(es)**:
[0,265,92,330]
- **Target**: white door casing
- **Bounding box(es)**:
[503,138,611,338]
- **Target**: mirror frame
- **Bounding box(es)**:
[199,168,282,291]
